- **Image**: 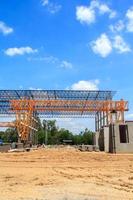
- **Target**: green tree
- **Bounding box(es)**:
[82,128,93,145]
[42,120,58,144]
[0,128,18,143]
[36,117,44,144]
[58,128,73,144]
[0,118,94,145]
[73,133,83,145]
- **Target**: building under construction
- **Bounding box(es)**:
[0,89,132,153]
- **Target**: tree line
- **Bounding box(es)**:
[0,119,94,145]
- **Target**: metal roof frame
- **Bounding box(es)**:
[0,90,116,117]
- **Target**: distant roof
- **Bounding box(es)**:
[0,90,116,117]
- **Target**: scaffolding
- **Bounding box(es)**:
[0,90,128,143]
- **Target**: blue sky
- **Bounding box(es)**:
[0,0,133,132]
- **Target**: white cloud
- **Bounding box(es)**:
[109,20,125,32]
[0,21,13,35]
[42,0,49,6]
[109,11,117,19]
[126,7,133,32]
[29,87,42,90]
[98,3,116,18]
[47,3,62,14]
[92,0,116,18]
[28,55,59,63]
[28,55,73,70]
[68,80,99,90]
[76,0,116,25]
[60,61,73,69]
[90,0,99,9]
[42,0,62,14]
[91,33,131,57]
[109,7,133,34]
[98,4,110,14]
[76,6,95,25]
[113,35,131,53]
[43,56,59,63]
[5,47,38,56]
[91,33,112,57]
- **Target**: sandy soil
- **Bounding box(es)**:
[0,147,133,200]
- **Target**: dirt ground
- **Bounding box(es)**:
[0,147,133,200]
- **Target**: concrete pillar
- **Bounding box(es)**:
[106,111,109,126]
[104,126,109,152]
[97,112,99,131]
[99,112,102,129]
[95,131,100,148]
[95,113,98,131]
[103,111,105,127]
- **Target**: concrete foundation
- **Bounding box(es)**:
[0,144,11,152]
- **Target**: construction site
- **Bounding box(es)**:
[0,89,133,200]
[1,0,133,198]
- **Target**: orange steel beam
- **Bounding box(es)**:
[0,122,15,127]
[9,99,128,142]
[10,99,128,112]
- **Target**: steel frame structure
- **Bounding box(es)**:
[0,90,128,142]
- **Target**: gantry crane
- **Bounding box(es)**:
[0,90,128,143]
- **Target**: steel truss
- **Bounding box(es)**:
[0,90,128,142]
